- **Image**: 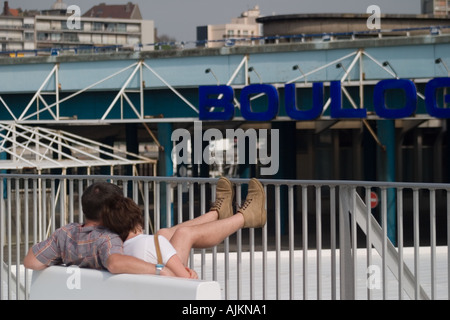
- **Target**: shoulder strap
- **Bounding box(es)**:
[154,234,163,265]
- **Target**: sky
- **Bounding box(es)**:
[9,0,422,41]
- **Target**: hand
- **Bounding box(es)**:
[185,267,198,279]
[160,267,175,277]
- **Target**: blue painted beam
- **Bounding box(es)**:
[377,120,397,245]
[0,35,448,123]
[0,36,448,94]
[157,123,174,227]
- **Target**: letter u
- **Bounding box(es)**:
[285,82,324,120]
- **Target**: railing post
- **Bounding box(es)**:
[339,186,355,300]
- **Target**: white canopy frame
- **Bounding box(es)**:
[0,123,158,239]
[0,123,157,173]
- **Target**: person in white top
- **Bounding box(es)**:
[101,177,266,278]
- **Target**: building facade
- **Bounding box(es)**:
[257,13,450,43]
[0,1,154,54]
[34,15,154,51]
[422,0,450,15]
[197,6,261,48]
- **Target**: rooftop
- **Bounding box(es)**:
[1,1,19,16]
[257,12,450,22]
[83,2,142,20]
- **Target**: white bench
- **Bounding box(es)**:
[30,266,222,300]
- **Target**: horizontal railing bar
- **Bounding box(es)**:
[1,173,450,190]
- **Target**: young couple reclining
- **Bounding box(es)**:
[24,177,266,278]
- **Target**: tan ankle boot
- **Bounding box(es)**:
[210,177,234,220]
[238,178,266,228]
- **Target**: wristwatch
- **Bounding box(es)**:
[155,264,164,275]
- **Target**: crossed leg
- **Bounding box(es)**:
[157,177,265,267]
[157,211,244,265]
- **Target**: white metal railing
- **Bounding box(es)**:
[0,174,449,300]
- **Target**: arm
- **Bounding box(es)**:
[165,254,198,279]
[23,248,48,270]
[107,253,175,277]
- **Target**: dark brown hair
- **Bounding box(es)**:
[81,182,123,221]
[101,195,144,242]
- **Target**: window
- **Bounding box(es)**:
[78,34,91,43]
[116,35,127,44]
[93,22,103,31]
[51,33,61,41]
[105,23,116,32]
[126,24,140,33]
[117,24,126,32]
[37,32,49,41]
[24,32,34,41]
[102,34,116,44]
[36,21,51,30]
[127,35,140,45]
[62,33,78,42]
[92,34,102,43]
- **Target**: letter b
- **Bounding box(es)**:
[199,86,235,120]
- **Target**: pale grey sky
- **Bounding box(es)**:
[10,0,422,41]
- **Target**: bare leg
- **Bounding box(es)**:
[167,213,245,265]
[157,177,265,266]
[157,210,219,241]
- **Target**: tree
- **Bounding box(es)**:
[155,34,178,50]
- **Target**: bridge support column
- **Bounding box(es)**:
[157,123,174,227]
[271,122,296,235]
[447,120,450,183]
[376,120,396,245]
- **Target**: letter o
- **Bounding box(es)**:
[425,77,450,118]
[240,84,279,121]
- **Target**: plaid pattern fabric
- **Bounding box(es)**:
[31,223,123,270]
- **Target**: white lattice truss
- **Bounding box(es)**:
[0,123,156,172]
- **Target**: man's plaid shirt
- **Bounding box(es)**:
[31,223,123,270]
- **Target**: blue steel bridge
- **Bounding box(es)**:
[0,32,449,181]
[0,31,450,235]
[1,31,450,300]
[0,33,450,225]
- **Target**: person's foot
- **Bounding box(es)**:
[210,177,234,220]
[238,178,266,228]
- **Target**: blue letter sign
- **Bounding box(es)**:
[425,78,450,118]
[240,84,279,121]
[373,79,417,119]
[285,82,324,120]
[330,81,367,119]
[199,85,235,120]
[198,77,450,121]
